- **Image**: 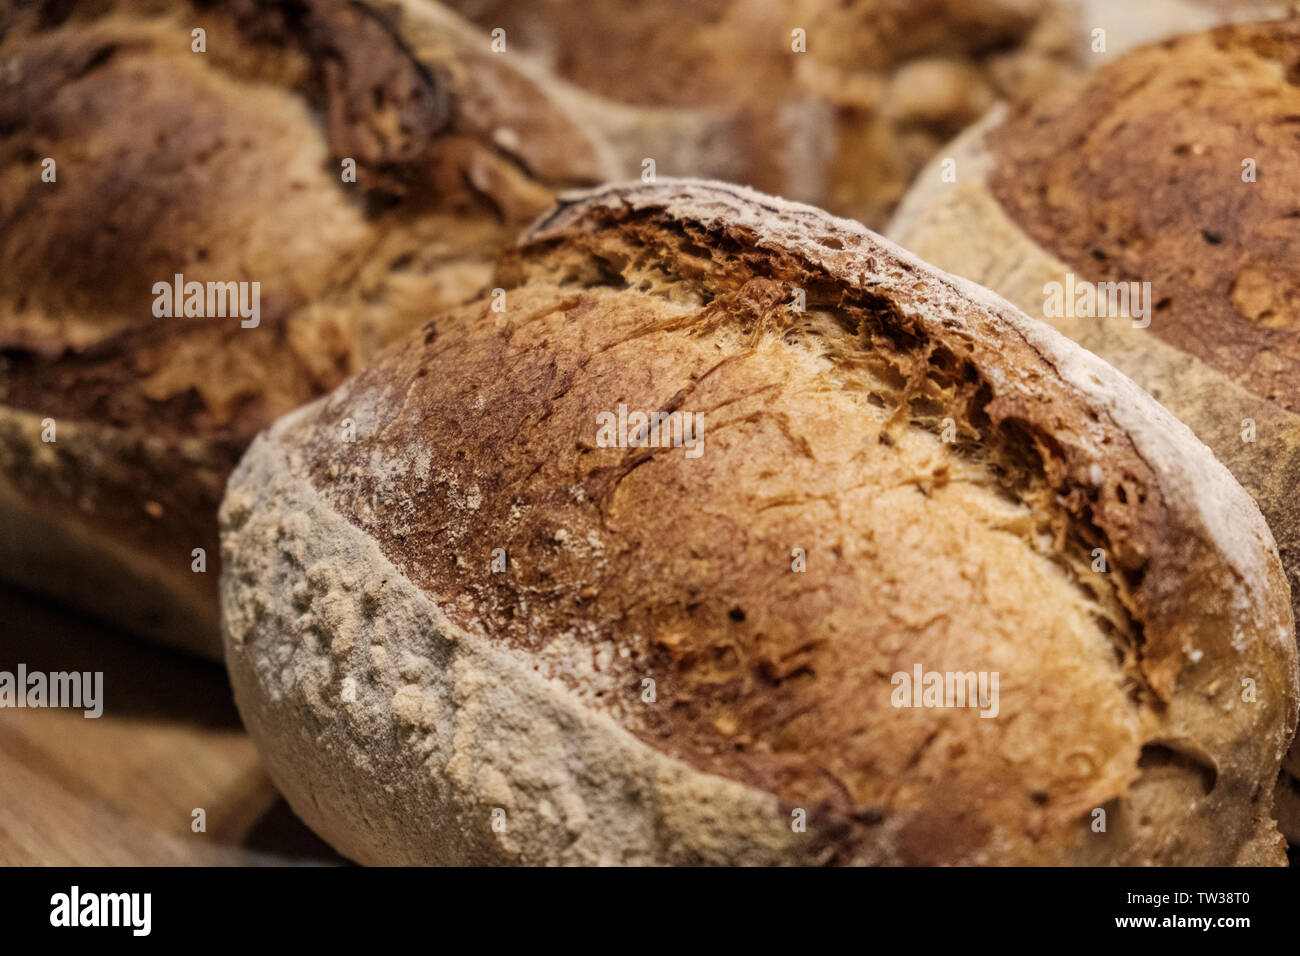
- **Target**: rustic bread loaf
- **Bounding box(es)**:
[888,17,1300,839]
[441,0,1083,228]
[221,180,1297,865]
[0,0,615,656]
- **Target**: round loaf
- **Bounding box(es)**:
[888,17,1300,838]
[0,0,613,655]
[221,180,1297,864]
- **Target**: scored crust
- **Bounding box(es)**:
[223,179,1296,864]
[887,18,1300,842]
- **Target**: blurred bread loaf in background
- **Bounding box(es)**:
[0,0,617,656]
[444,0,1086,227]
[437,0,1291,228]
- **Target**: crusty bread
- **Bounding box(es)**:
[0,0,615,656]
[221,180,1297,865]
[888,17,1300,840]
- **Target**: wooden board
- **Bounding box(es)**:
[0,586,344,865]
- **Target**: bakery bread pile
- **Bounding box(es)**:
[220,181,1296,864]
[2,0,1298,866]
[889,16,1300,841]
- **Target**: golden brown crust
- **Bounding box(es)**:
[987,18,1300,412]
[895,109,1300,851]
[0,0,610,652]
[250,180,1295,863]
[894,21,1300,842]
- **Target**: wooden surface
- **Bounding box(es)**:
[0,586,345,866]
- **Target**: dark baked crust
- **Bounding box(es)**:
[987,18,1300,412]
[261,180,1295,863]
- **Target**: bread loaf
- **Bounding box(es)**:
[0,0,614,656]
[888,17,1300,839]
[221,180,1297,865]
